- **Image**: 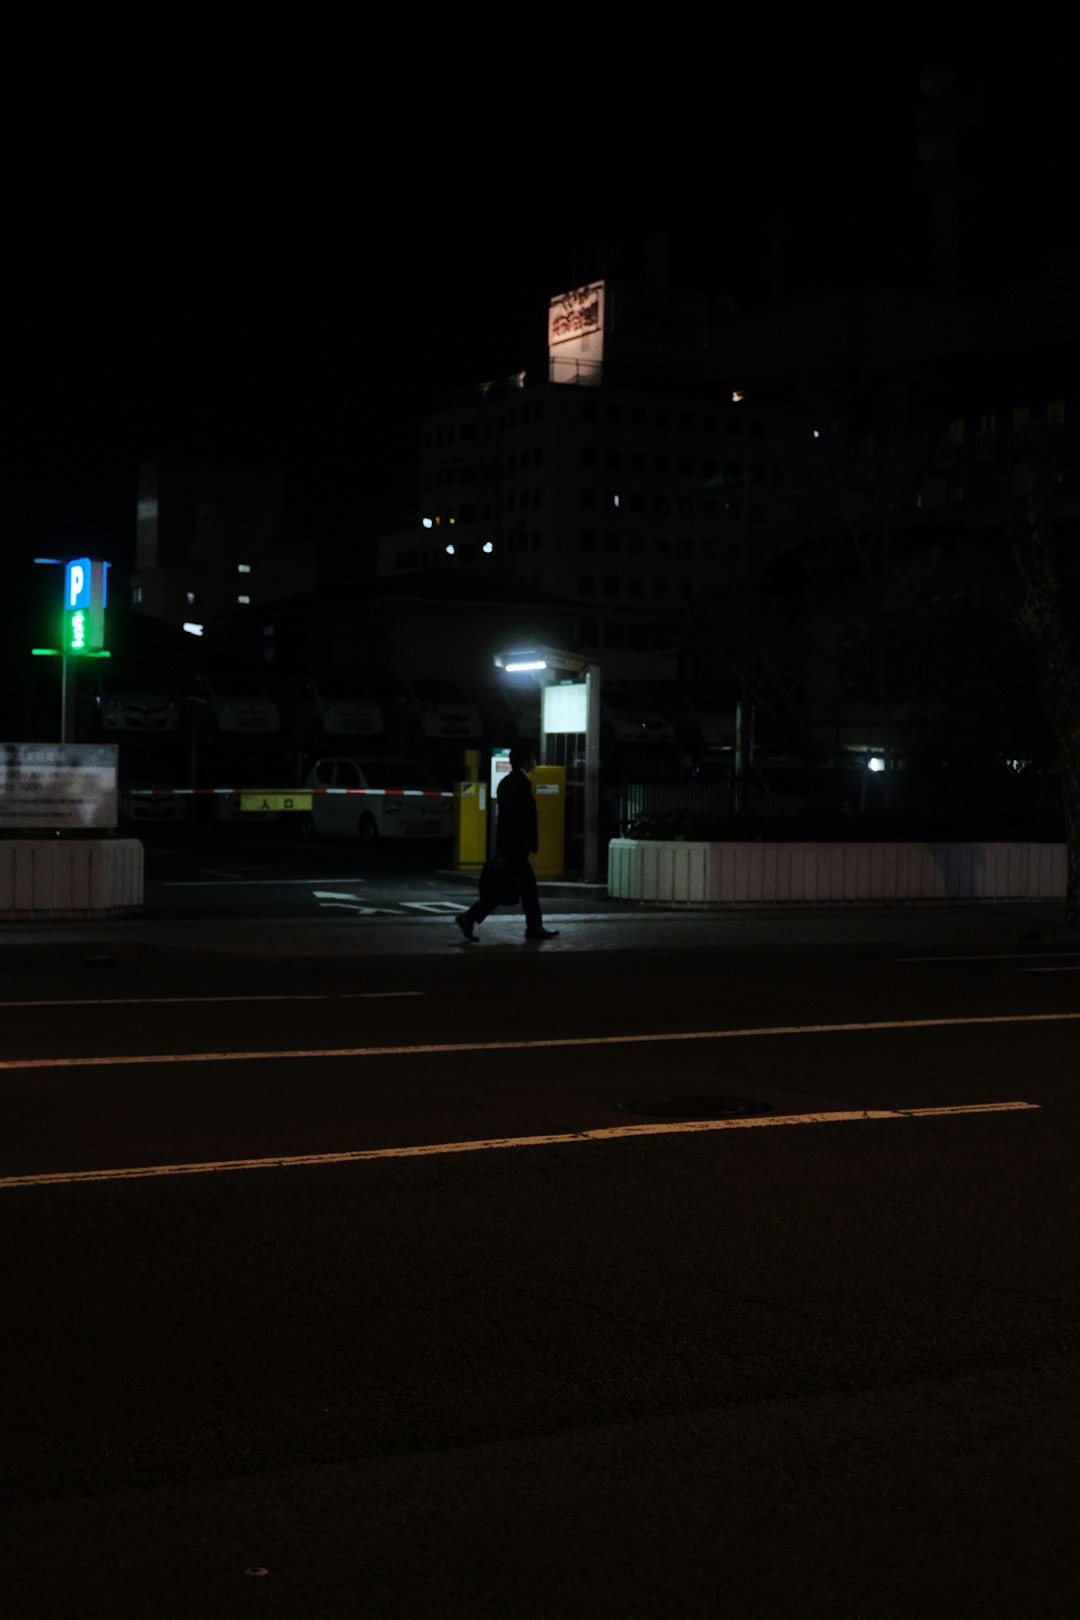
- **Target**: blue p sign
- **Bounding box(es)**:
[66,558,90,610]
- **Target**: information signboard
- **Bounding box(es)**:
[0,743,119,831]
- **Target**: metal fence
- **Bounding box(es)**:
[621,781,854,832]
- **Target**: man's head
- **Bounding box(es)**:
[509,743,537,773]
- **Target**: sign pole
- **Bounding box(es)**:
[60,654,73,744]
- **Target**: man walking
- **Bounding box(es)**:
[456,744,559,942]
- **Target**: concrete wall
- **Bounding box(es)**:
[607,839,1066,905]
[0,840,144,918]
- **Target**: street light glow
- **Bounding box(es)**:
[504,659,547,672]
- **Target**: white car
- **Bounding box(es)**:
[368,676,481,748]
[275,677,385,741]
[305,757,452,845]
[89,674,179,734]
[600,689,676,749]
[187,673,280,735]
[663,691,735,757]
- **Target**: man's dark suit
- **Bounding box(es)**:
[471,764,542,930]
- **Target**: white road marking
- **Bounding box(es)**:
[896,950,1080,963]
[2,1009,1079,1073]
[162,876,368,887]
[0,992,424,1009]
[0,1102,1039,1190]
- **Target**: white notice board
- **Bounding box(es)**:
[0,743,119,831]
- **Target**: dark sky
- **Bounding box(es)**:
[5,9,1073,579]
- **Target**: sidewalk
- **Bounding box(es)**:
[1,898,1075,970]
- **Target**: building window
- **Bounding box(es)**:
[602,577,621,597]
[680,411,695,431]
[606,404,624,423]
[578,574,596,594]
[579,447,598,467]
[581,401,598,421]
[654,453,671,474]
[578,530,597,550]
[237,562,251,573]
[603,621,624,647]
[132,586,143,603]
[728,417,744,436]
[237,594,251,605]
[579,487,597,508]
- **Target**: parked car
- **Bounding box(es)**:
[471,681,540,748]
[83,671,180,735]
[600,688,677,750]
[367,676,481,749]
[273,676,384,742]
[118,746,189,826]
[663,691,735,760]
[186,673,280,735]
[304,756,452,845]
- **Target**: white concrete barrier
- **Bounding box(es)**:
[0,840,144,918]
[607,838,1066,905]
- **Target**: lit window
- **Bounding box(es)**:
[237,562,251,573]
[482,541,494,553]
[237,594,251,604]
[445,544,456,556]
[186,591,196,605]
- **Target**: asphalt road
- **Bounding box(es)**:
[2,840,1080,1617]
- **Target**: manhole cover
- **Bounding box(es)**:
[615,1096,771,1119]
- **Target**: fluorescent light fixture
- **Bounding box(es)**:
[183,622,204,637]
[868,756,885,772]
[482,541,494,553]
[422,517,433,528]
[504,659,547,672]
[445,544,456,556]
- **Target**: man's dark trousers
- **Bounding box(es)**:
[470,853,542,932]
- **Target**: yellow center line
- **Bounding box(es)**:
[3,1009,1080,1072]
[0,1102,1040,1189]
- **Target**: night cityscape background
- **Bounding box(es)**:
[6,13,1072,565]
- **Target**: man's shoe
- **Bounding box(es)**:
[525,927,559,939]
[456,914,478,942]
